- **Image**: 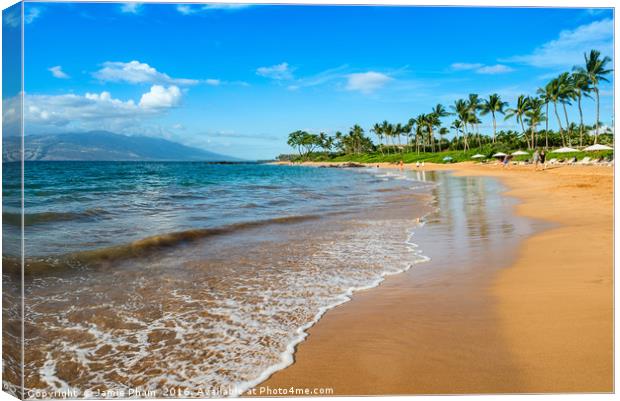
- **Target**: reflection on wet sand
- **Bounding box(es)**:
[262,170,542,395]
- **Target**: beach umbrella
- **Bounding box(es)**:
[492,152,507,157]
[471,154,486,159]
[583,144,613,151]
[511,150,529,156]
[551,147,581,153]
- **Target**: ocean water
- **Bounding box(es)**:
[2,162,435,397]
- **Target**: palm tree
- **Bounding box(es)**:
[504,95,530,147]
[547,78,566,146]
[469,114,483,147]
[349,124,365,154]
[428,104,449,153]
[438,127,449,152]
[394,122,404,152]
[556,72,576,141]
[480,93,508,143]
[450,120,462,150]
[318,132,333,153]
[574,49,612,143]
[451,99,470,150]
[525,98,545,149]
[407,118,417,153]
[466,94,481,142]
[414,114,427,153]
[570,71,592,147]
[380,120,392,153]
[536,85,553,148]
[371,123,384,155]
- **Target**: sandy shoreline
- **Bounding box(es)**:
[257,161,613,394]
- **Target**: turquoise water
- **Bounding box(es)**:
[4,161,412,258]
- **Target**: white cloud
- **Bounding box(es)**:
[139,85,182,109]
[176,5,197,15]
[48,66,69,79]
[24,7,41,24]
[450,63,484,71]
[451,62,513,74]
[93,60,200,86]
[3,9,20,28]
[3,6,42,27]
[586,8,610,16]
[120,3,142,14]
[345,72,392,94]
[205,79,221,86]
[176,3,252,14]
[204,4,252,10]
[504,18,613,68]
[285,65,349,90]
[476,64,514,74]
[256,62,294,80]
[7,86,182,134]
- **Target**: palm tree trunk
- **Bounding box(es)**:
[462,124,469,151]
[562,102,571,146]
[428,127,434,153]
[454,128,459,151]
[519,116,526,146]
[545,102,549,149]
[553,101,565,146]
[492,112,497,143]
[415,132,420,154]
[577,94,584,147]
[595,88,600,144]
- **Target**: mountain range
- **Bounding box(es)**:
[2,131,238,162]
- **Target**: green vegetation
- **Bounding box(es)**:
[278,49,613,163]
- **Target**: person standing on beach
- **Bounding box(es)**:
[540,149,546,170]
[533,149,540,171]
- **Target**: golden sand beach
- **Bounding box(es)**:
[259,161,613,394]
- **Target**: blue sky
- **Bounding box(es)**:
[3,3,615,159]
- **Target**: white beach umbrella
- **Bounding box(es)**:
[511,150,529,156]
[492,152,507,157]
[471,154,486,159]
[583,144,613,151]
[551,147,581,153]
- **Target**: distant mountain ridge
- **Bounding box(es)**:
[3,131,239,162]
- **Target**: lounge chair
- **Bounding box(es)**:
[578,157,592,165]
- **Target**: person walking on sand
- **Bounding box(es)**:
[533,149,540,171]
[503,154,512,168]
[540,149,546,170]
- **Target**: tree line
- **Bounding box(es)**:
[285,49,612,160]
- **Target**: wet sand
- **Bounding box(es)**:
[259,162,613,394]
